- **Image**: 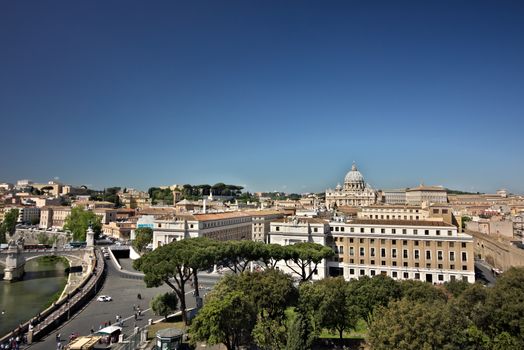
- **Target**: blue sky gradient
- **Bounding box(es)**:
[1,1,523,193]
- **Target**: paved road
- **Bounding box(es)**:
[28,253,218,349]
[474,260,497,286]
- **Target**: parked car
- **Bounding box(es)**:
[97,295,112,302]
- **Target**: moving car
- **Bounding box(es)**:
[97,295,112,302]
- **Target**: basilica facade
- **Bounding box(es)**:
[325,163,377,208]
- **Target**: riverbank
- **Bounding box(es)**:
[0,256,69,336]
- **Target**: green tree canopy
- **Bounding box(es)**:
[132,227,153,253]
[0,208,19,243]
[369,298,475,350]
[398,279,448,303]
[216,269,298,321]
[63,207,102,241]
[133,238,209,325]
[190,290,257,350]
[348,275,402,323]
[196,268,297,350]
[479,267,524,347]
[151,292,178,318]
[216,240,268,273]
[285,310,315,350]
[282,242,334,282]
[317,277,359,339]
[252,317,287,350]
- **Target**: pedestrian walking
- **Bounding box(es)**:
[134,313,137,321]
[56,333,61,342]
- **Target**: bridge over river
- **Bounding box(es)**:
[0,243,92,281]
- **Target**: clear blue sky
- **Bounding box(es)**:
[1,1,523,194]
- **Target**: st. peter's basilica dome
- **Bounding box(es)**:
[344,163,364,184]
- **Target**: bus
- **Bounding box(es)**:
[68,241,87,248]
[23,244,52,250]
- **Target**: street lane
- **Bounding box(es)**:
[28,252,217,349]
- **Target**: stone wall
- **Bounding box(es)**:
[468,230,524,270]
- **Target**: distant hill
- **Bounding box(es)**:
[445,188,484,195]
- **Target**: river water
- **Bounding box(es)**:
[0,257,68,337]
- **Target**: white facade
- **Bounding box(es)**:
[406,186,448,205]
[268,217,330,280]
[358,205,429,221]
[382,189,407,205]
[152,212,253,249]
[0,183,13,191]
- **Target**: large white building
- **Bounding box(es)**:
[268,217,330,280]
[382,189,407,205]
[406,185,448,205]
[325,163,377,208]
[267,214,475,283]
[152,212,253,249]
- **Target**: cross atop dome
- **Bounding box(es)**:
[352,161,357,171]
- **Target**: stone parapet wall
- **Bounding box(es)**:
[468,230,524,270]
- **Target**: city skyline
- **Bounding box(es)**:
[1,160,518,195]
[1,1,523,193]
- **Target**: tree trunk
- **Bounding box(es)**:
[177,277,188,325]
[179,289,188,325]
[193,269,200,297]
[339,328,343,339]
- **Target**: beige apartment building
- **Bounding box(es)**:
[103,220,136,240]
[0,206,40,224]
[267,214,475,283]
[93,208,118,224]
[39,206,72,229]
[328,219,474,283]
[249,210,286,242]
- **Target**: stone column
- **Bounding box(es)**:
[86,226,95,248]
[4,243,24,281]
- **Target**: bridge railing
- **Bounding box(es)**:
[30,249,106,341]
[0,248,107,346]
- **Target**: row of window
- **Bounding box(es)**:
[331,226,454,236]
[347,269,468,282]
[339,247,468,261]
[203,218,251,229]
[363,208,421,213]
[334,237,468,248]
[335,256,469,270]
[363,214,421,220]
